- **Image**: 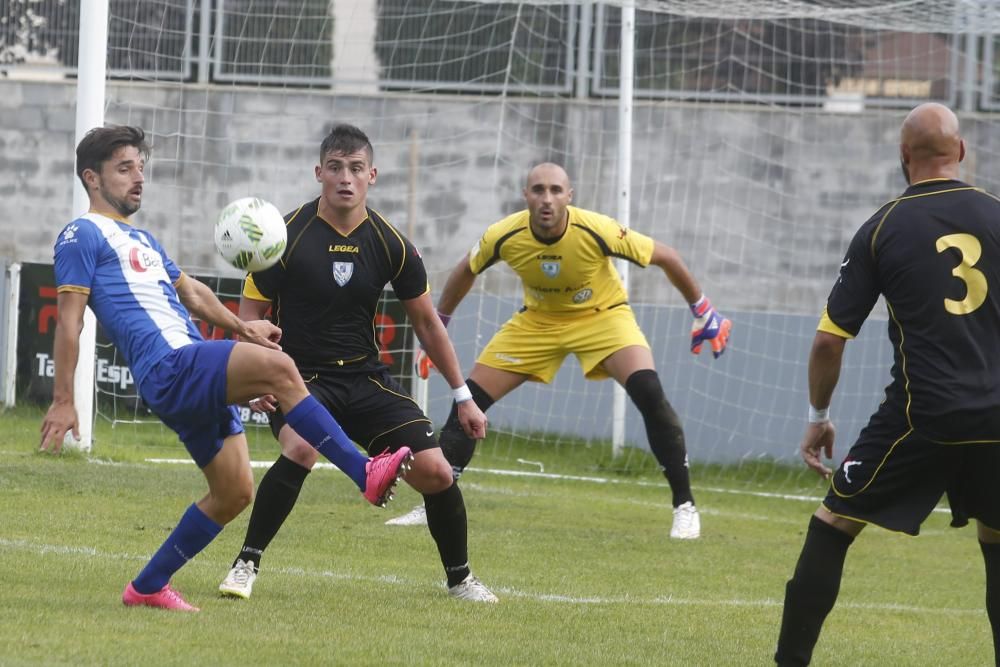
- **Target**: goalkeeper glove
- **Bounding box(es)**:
[415,348,435,380]
[414,311,451,379]
[690,295,732,358]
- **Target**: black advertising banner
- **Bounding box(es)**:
[16,262,414,423]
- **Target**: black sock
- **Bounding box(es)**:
[424,482,471,587]
[980,540,1000,667]
[234,455,310,571]
[624,369,693,507]
[439,379,495,479]
[775,516,856,666]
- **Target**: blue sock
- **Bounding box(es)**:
[132,503,221,594]
[284,395,367,489]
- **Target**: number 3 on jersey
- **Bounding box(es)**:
[936,233,987,315]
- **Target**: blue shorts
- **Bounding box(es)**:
[139,339,244,468]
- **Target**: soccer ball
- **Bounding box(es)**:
[214,197,287,272]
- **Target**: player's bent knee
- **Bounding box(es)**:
[260,350,304,397]
[978,520,1000,544]
[625,369,682,428]
[406,453,453,494]
[624,369,667,411]
[281,434,319,469]
[206,481,253,525]
[439,427,476,471]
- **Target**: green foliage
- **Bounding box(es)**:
[0,406,992,665]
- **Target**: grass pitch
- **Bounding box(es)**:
[0,406,992,665]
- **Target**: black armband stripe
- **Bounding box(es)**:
[572,222,646,266]
[479,226,527,272]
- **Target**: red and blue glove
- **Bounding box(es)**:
[415,348,435,379]
[414,311,451,379]
[690,295,731,358]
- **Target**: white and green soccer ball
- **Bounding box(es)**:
[214,197,287,272]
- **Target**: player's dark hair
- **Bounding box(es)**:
[75,125,150,189]
[319,124,373,164]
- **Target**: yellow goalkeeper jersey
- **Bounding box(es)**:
[468,205,654,314]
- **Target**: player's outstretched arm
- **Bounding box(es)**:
[175,273,280,349]
[236,295,279,412]
[436,254,478,318]
[40,291,88,453]
[648,241,732,358]
[404,291,487,440]
[800,331,847,478]
[648,241,702,304]
[415,254,479,379]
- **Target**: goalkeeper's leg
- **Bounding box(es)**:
[438,378,496,478]
[624,369,694,508]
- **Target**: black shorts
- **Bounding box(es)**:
[823,400,1000,535]
[269,368,436,456]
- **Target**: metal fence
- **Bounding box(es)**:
[0,0,989,106]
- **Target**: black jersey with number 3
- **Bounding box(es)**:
[825,179,1000,440]
[245,198,428,373]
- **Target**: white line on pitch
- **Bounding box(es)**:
[0,537,981,616]
[142,457,949,515]
[144,457,826,502]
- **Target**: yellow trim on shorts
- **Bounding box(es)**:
[819,504,918,537]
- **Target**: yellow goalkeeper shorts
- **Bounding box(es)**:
[476,305,650,383]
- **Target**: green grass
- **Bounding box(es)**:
[0,406,992,665]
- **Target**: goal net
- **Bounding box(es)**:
[8,0,998,482]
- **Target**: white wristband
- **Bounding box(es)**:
[808,406,830,423]
[453,384,474,403]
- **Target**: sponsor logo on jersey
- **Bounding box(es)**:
[541,261,560,278]
[333,261,354,286]
[572,288,593,304]
[618,226,628,239]
[329,244,360,253]
[129,246,162,273]
[58,224,79,246]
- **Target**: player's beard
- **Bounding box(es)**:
[899,158,911,185]
[106,192,141,218]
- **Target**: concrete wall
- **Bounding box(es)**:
[5,78,971,308]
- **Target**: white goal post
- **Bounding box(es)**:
[66,0,110,453]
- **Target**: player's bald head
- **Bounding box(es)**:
[901,103,962,162]
[526,162,571,189]
[898,103,965,184]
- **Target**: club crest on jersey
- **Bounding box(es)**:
[541,261,560,278]
[333,261,354,286]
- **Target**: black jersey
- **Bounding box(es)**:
[244,199,428,373]
[824,179,1000,440]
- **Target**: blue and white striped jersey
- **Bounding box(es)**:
[53,212,203,388]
